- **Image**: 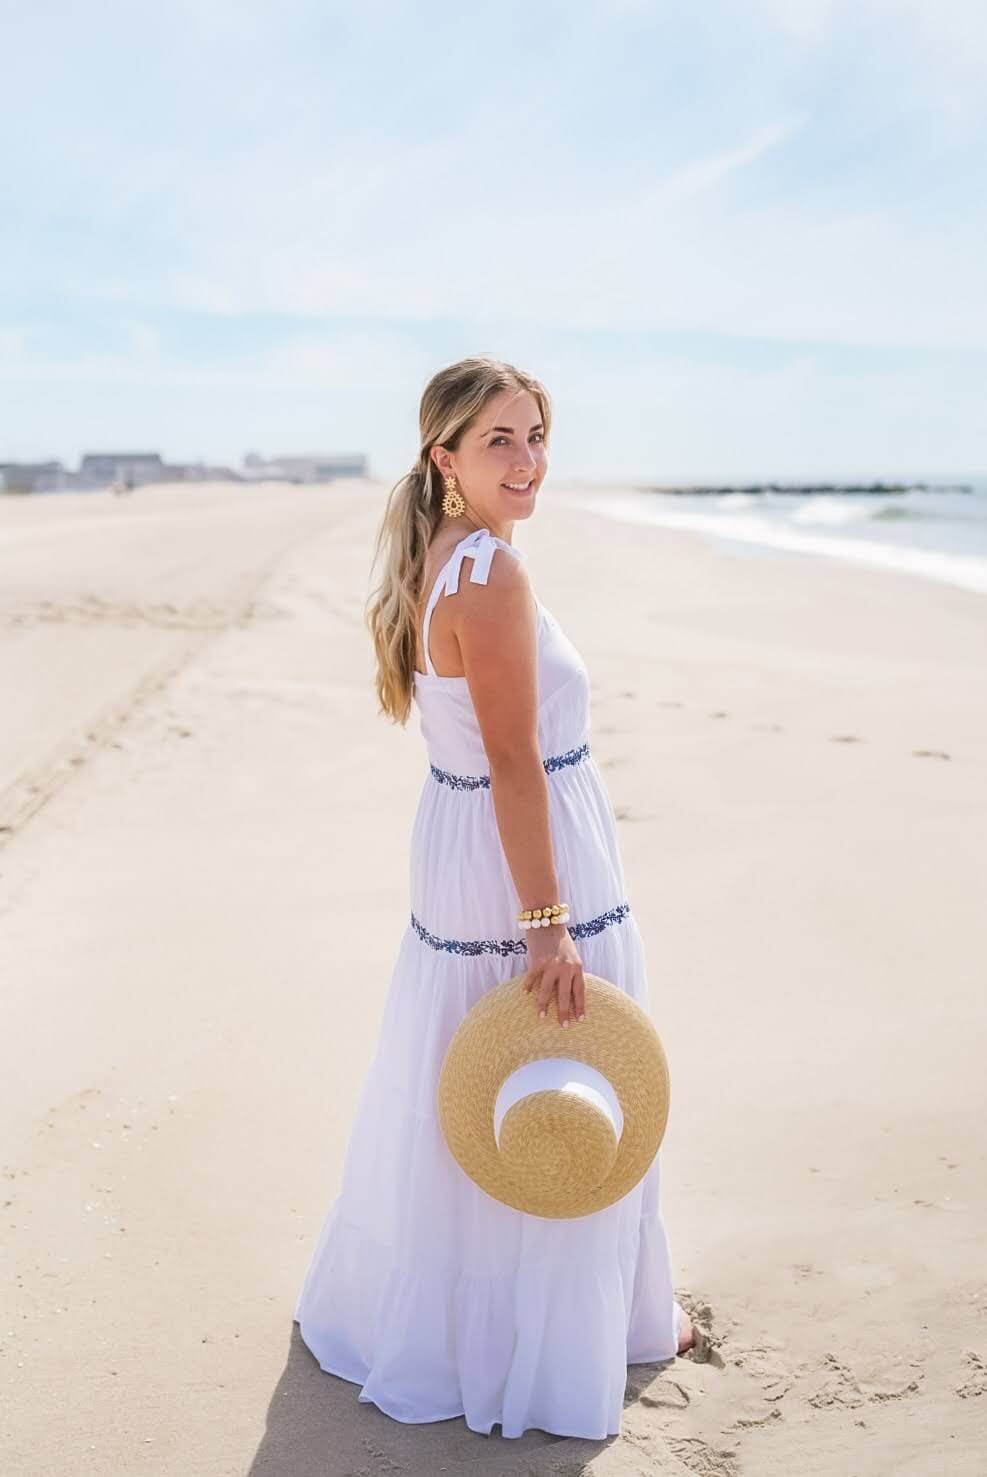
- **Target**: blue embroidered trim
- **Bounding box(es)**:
[410,901,631,957]
[428,766,490,792]
[544,741,591,773]
[430,741,590,791]
[567,902,632,939]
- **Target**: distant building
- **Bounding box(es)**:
[242,452,368,483]
[79,452,166,488]
[0,460,70,493]
[159,462,243,483]
[3,448,363,495]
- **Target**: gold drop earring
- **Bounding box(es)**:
[442,474,466,518]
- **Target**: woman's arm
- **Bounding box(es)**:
[451,550,554,905]
[448,553,586,1025]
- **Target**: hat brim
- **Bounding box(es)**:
[438,971,670,1218]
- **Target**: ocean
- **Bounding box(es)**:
[561,481,987,596]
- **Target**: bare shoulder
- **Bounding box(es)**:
[452,540,536,656]
[454,540,540,759]
[456,537,532,610]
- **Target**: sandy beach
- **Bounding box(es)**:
[2,477,986,1476]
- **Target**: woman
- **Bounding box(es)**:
[294,355,693,1441]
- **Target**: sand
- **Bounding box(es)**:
[2,477,985,1475]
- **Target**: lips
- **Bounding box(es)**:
[503,480,534,491]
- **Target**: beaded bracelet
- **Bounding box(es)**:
[518,903,570,930]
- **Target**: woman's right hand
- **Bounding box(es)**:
[522,926,587,1028]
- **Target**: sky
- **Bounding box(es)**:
[2,0,986,483]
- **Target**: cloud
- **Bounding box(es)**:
[48,103,984,353]
[3,0,985,473]
[753,0,840,44]
[637,116,809,204]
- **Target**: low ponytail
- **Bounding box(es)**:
[365,450,441,724]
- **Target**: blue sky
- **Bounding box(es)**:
[2,0,985,482]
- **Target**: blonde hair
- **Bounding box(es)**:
[366,355,552,724]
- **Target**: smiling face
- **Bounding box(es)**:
[430,387,548,537]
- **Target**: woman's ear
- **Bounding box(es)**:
[430,444,453,479]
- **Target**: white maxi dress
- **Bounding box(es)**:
[294,524,684,1440]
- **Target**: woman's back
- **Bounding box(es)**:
[412,525,595,777]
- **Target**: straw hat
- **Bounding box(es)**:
[437,971,670,1219]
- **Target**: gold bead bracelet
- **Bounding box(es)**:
[518,902,570,931]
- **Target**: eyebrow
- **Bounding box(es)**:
[483,422,544,436]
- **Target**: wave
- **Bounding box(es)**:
[789,493,979,527]
[872,505,918,520]
[565,493,987,596]
[790,497,875,528]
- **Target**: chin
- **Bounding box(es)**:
[500,487,539,517]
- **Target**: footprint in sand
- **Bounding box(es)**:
[730,1400,783,1430]
[656,700,684,709]
[638,1376,693,1411]
[805,1352,923,1409]
[709,711,730,719]
[913,748,951,760]
[830,734,864,743]
[614,804,655,823]
[729,1342,796,1405]
[956,1351,987,1399]
[668,1437,741,1476]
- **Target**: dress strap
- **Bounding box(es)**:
[420,527,523,677]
